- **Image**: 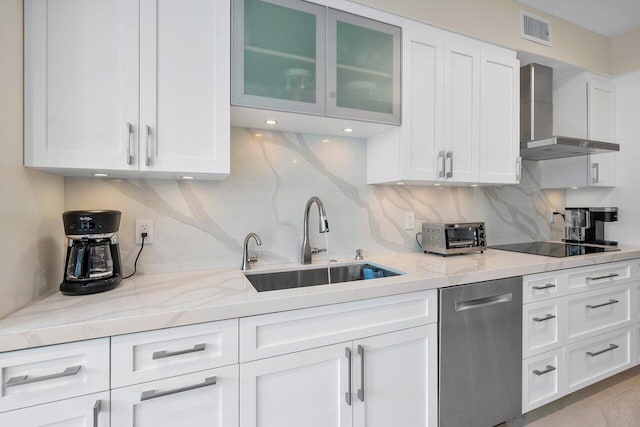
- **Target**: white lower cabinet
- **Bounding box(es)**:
[565,326,632,393]
[522,349,563,413]
[111,365,239,427]
[0,391,110,426]
[353,325,437,427]
[240,325,438,427]
[240,342,352,427]
[522,260,640,413]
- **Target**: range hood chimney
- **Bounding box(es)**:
[519,63,619,161]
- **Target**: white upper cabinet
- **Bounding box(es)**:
[139,0,230,177]
[443,37,481,183]
[24,0,139,172]
[545,72,616,189]
[480,48,520,184]
[231,0,402,138]
[25,0,230,180]
[367,20,520,185]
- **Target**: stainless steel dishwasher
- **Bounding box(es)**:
[439,276,522,427]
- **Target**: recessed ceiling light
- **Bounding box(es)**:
[433,183,441,187]
[254,133,263,137]
[571,186,579,190]
[396,181,405,185]
[322,139,330,143]
[92,173,109,177]
[470,184,479,187]
[265,119,277,125]
[343,128,354,133]
[181,176,194,180]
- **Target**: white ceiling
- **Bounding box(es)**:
[518,0,640,38]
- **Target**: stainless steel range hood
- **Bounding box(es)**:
[520,63,619,161]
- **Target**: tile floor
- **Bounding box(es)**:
[506,366,640,426]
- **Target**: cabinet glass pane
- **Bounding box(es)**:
[336,20,394,114]
[243,0,318,103]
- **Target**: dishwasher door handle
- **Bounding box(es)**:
[455,292,513,312]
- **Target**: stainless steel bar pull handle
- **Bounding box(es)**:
[586,343,618,357]
[6,365,81,388]
[586,299,619,309]
[532,283,555,290]
[532,314,556,322]
[145,124,151,167]
[587,273,619,281]
[438,150,446,178]
[516,157,522,182]
[455,292,513,312]
[532,365,556,376]
[152,343,206,360]
[592,162,599,184]
[93,400,102,427]
[126,122,134,165]
[357,345,365,402]
[446,151,453,178]
[140,376,217,401]
[345,347,352,406]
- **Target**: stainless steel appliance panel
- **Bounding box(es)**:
[439,276,523,427]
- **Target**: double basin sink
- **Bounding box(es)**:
[245,263,401,292]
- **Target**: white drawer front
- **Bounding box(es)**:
[523,272,563,303]
[111,319,238,388]
[566,327,632,392]
[111,365,239,427]
[523,300,562,358]
[0,338,109,413]
[0,391,110,426]
[522,349,563,413]
[567,285,632,343]
[239,290,437,362]
[566,261,632,294]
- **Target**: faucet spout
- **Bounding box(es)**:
[242,232,262,271]
[301,196,329,264]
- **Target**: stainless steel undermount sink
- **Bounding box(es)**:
[244,263,402,292]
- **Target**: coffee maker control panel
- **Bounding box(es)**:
[63,210,121,236]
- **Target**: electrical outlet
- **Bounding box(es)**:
[404,211,415,230]
[135,219,153,244]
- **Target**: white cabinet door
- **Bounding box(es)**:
[480,48,520,184]
[443,37,480,183]
[588,78,616,187]
[139,0,230,177]
[24,0,139,172]
[111,365,238,427]
[352,325,438,427]
[400,22,444,182]
[240,342,352,427]
[0,391,109,427]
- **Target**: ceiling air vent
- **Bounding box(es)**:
[520,11,552,46]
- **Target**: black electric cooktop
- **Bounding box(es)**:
[490,241,620,258]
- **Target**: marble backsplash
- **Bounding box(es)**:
[65,128,566,275]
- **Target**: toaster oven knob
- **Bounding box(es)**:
[480,233,485,238]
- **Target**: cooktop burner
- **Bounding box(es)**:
[490,241,620,258]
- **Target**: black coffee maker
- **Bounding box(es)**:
[60,210,123,295]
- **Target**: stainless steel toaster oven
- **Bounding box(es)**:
[421,222,486,255]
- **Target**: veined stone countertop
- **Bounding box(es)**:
[2,246,640,353]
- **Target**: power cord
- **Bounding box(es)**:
[124,232,146,279]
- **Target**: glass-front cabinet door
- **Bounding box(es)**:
[232,0,326,115]
[327,9,401,124]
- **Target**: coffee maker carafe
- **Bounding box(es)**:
[60,210,123,295]
[564,207,618,246]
